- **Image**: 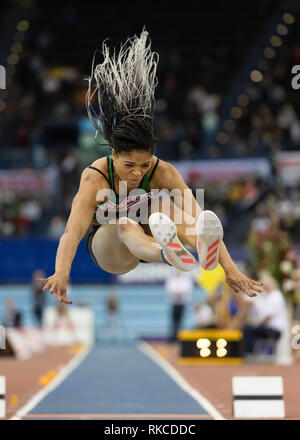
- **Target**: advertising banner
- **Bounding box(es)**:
[0,167,58,195]
[172,158,271,186]
[275,152,300,185]
[43,306,95,346]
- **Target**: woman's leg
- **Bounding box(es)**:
[91,195,209,274]
[91,218,163,274]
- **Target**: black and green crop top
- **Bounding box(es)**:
[88,155,160,222]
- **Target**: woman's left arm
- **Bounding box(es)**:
[158,161,263,297]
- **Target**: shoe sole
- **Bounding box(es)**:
[196,210,223,271]
[149,212,196,272]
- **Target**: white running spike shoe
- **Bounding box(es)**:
[149,212,196,272]
[196,210,224,271]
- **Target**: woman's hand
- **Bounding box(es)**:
[224,265,263,298]
[38,271,72,305]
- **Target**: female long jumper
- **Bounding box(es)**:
[39,30,263,304]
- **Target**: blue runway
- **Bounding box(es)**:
[20,344,214,420]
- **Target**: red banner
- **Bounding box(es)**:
[0,168,58,194]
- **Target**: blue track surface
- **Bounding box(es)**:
[23,344,212,420]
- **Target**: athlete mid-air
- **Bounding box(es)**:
[39,30,263,304]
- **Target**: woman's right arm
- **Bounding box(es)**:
[38,169,102,304]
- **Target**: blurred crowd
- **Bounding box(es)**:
[1,269,46,329]
[164,261,300,361]
[193,269,298,360]
[0,149,79,238]
[2,1,296,160]
[0,1,300,250]
[221,42,300,159]
[7,25,300,161]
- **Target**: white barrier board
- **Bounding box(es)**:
[232,376,285,418]
[0,376,5,418]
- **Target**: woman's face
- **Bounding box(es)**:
[112,149,153,186]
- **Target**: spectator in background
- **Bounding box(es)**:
[205,282,234,329]
[165,269,194,342]
[47,216,66,239]
[60,150,80,211]
[52,301,77,346]
[241,272,287,355]
[106,289,120,334]
[193,299,215,329]
[19,198,43,234]
[3,298,22,328]
[196,277,248,330]
[32,269,47,326]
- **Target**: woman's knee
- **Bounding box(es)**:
[91,222,139,274]
[117,217,139,241]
